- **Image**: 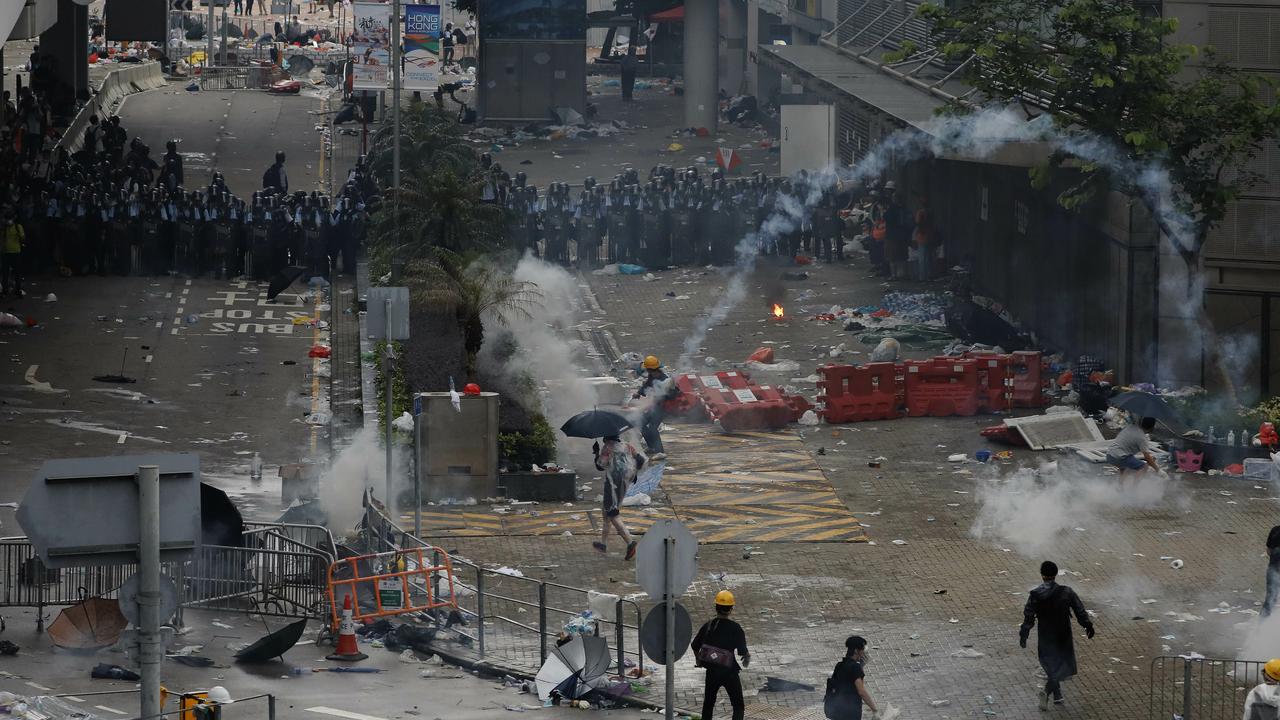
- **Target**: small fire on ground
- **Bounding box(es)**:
[772,304,785,319]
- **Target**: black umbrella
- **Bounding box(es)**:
[284,54,315,78]
[234,619,308,663]
[267,265,308,301]
[561,410,632,439]
[201,482,244,548]
[1110,391,1182,424]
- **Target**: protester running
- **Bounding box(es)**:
[592,435,643,560]
[1019,560,1095,711]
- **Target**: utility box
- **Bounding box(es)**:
[781,104,837,176]
[415,392,499,502]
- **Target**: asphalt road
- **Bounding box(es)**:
[118,85,329,199]
[0,85,331,522]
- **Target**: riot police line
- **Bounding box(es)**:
[5,130,375,287]
[480,157,851,270]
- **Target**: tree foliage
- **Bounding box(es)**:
[405,249,543,379]
[920,0,1280,268]
[367,102,504,259]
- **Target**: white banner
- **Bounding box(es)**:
[351,2,390,90]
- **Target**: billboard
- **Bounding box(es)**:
[403,4,441,91]
[351,2,391,90]
[105,0,167,42]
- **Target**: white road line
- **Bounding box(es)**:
[24,681,51,691]
[95,705,129,715]
[304,708,392,720]
[116,433,127,444]
[182,288,189,295]
[155,321,163,328]
[178,297,186,305]
[64,696,85,703]
[164,292,172,299]
[170,328,179,335]
[144,355,153,364]
[185,279,192,286]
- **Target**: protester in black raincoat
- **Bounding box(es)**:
[1019,560,1095,711]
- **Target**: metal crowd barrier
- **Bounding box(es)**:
[0,524,334,628]
[58,62,167,154]
[358,498,646,677]
[1150,655,1268,720]
[199,64,283,89]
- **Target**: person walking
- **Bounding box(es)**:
[692,591,750,720]
[441,23,455,64]
[262,151,288,194]
[1243,659,1280,720]
[591,435,643,560]
[1,208,25,297]
[823,636,879,720]
[1019,560,1095,711]
[1263,526,1280,617]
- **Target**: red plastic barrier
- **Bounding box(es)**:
[903,358,979,417]
[1009,351,1046,408]
[966,352,1012,414]
[665,374,707,418]
[817,363,900,423]
[701,382,793,432]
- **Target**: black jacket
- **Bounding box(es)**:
[692,616,748,673]
[1019,581,1093,682]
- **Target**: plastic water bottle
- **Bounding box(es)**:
[1243,428,1251,446]
[1227,430,1236,447]
[1208,426,1216,443]
[250,451,263,481]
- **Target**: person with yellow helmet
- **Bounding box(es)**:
[691,590,750,720]
[1244,660,1280,720]
[633,355,677,460]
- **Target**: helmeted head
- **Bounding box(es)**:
[1266,659,1280,683]
[714,590,734,613]
[642,355,660,371]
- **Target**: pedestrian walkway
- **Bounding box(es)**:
[404,424,867,544]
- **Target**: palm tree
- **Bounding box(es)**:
[408,249,543,379]
[366,102,475,184]
[371,163,504,256]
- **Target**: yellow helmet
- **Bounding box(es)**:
[714,590,735,607]
[1266,659,1280,682]
[643,355,661,370]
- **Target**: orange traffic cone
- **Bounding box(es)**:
[326,594,368,661]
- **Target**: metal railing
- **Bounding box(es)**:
[179,544,331,620]
[0,524,334,627]
[199,64,285,89]
[358,497,646,677]
[1150,655,1267,720]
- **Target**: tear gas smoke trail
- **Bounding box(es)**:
[477,254,602,454]
[676,106,1233,384]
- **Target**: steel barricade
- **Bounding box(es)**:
[356,497,646,677]
[326,547,458,629]
[1150,655,1268,720]
[182,544,330,620]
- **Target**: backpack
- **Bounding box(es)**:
[823,659,851,719]
[262,164,279,190]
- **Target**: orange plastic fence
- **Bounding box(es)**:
[326,547,458,629]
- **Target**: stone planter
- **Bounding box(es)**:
[498,470,578,502]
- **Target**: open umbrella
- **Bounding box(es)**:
[561,410,632,439]
[234,619,308,663]
[284,54,315,77]
[201,482,244,548]
[267,265,308,301]
[534,635,611,700]
[49,593,128,650]
[1110,391,1182,425]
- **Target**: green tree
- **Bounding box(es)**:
[921,0,1280,274]
[407,249,543,379]
[366,102,503,257]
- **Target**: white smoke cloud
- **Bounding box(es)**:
[477,253,601,454]
[970,461,1174,557]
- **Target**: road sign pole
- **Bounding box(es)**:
[206,0,214,68]
[413,409,421,539]
[383,297,394,514]
[137,465,162,720]
[664,537,675,720]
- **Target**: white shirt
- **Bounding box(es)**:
[1244,683,1280,720]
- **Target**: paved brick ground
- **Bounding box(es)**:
[413,255,1276,720]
